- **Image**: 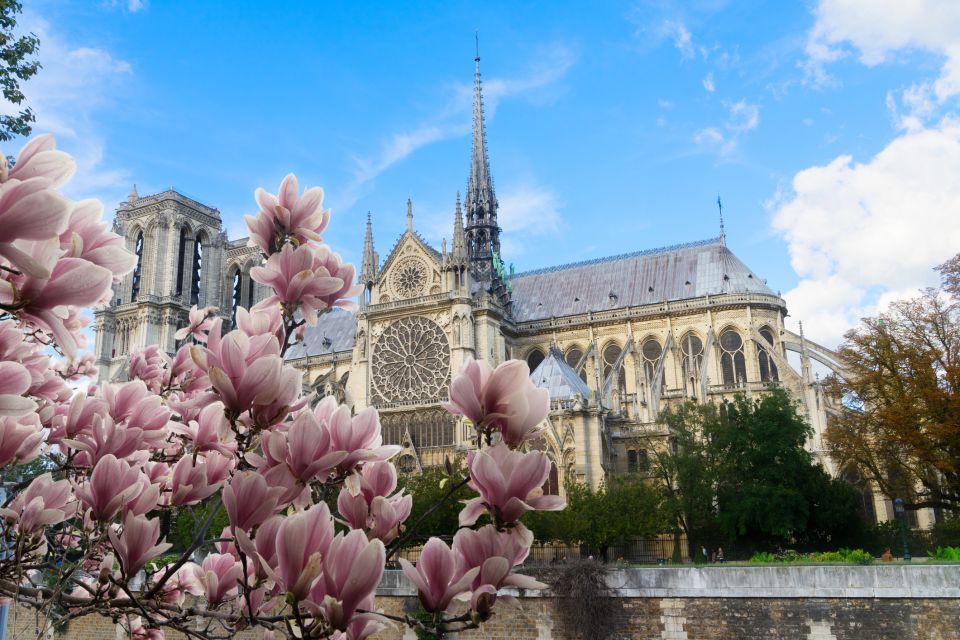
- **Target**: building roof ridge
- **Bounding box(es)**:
[510,237,723,279]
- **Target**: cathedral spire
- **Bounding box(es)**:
[464,39,502,287]
[406,198,413,232]
[360,211,377,288]
[717,194,726,247]
[450,192,468,264]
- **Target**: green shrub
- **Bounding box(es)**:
[811,551,845,562]
[749,551,776,563]
[840,548,874,565]
[927,546,960,561]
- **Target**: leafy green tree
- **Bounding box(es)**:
[0,1,40,142]
[655,389,866,557]
[652,401,722,561]
[396,457,476,542]
[526,476,664,560]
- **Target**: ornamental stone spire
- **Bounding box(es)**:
[450,192,468,266]
[464,43,502,287]
[360,211,377,289]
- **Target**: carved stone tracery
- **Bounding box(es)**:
[371,315,450,404]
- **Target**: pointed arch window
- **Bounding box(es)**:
[526,347,545,373]
[175,227,188,296]
[680,333,703,383]
[543,462,560,496]
[565,346,587,383]
[602,341,626,393]
[756,326,780,382]
[190,233,203,305]
[719,329,747,386]
[246,270,255,307]
[230,268,242,327]
[641,338,664,386]
[130,231,144,302]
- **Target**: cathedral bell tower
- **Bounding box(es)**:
[463,48,510,307]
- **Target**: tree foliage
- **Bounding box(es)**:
[0,0,39,142]
[526,475,664,558]
[396,456,476,540]
[825,253,960,513]
[654,389,863,556]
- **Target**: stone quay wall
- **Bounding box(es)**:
[8,565,960,639]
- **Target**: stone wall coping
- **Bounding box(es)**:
[377,565,960,599]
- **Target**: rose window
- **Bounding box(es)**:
[391,258,428,298]
[372,316,450,404]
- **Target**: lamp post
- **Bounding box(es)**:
[893,498,911,562]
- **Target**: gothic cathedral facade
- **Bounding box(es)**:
[95,54,874,515]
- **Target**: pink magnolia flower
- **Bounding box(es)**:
[245,173,330,254]
[234,514,283,581]
[261,410,346,488]
[63,414,146,467]
[0,182,71,277]
[171,401,236,457]
[75,454,141,521]
[125,615,166,640]
[108,513,172,577]
[443,358,549,447]
[0,360,37,417]
[48,391,108,445]
[194,553,243,606]
[0,473,75,535]
[460,443,566,527]
[315,399,400,472]
[309,244,363,313]
[170,451,232,506]
[307,530,385,631]
[174,305,219,343]
[250,242,345,325]
[268,504,335,600]
[124,474,161,517]
[336,461,411,544]
[399,537,479,613]
[222,471,284,533]
[59,199,136,278]
[0,413,43,466]
[151,562,203,606]
[233,305,283,343]
[100,380,171,445]
[191,328,285,416]
[453,525,545,604]
[128,345,170,391]
[0,241,113,355]
[2,135,76,187]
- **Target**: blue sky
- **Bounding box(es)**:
[16,0,960,347]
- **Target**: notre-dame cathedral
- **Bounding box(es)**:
[93,53,886,520]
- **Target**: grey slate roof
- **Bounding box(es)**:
[285,307,356,360]
[530,348,592,400]
[509,238,777,322]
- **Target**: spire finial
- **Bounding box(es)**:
[475,29,479,61]
[128,184,138,202]
[717,194,726,246]
[406,198,413,232]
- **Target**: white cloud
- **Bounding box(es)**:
[702,72,715,93]
[725,99,759,132]
[804,0,960,123]
[340,43,576,207]
[101,0,147,12]
[657,99,673,108]
[672,22,695,60]
[770,118,960,346]
[1,12,133,205]
[497,182,563,258]
[694,127,724,145]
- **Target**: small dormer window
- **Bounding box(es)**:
[723,274,730,281]
[608,291,618,306]
[647,286,654,293]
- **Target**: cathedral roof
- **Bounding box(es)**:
[284,307,356,359]
[530,348,592,400]
[508,238,777,322]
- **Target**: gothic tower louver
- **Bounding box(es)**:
[463,49,508,305]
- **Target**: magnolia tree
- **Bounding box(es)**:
[0,136,564,639]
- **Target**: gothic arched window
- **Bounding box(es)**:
[175,227,188,296]
[190,233,203,305]
[246,270,255,307]
[565,346,587,383]
[543,462,560,496]
[719,328,747,386]
[680,332,703,384]
[756,326,780,382]
[641,337,664,385]
[230,268,241,327]
[602,341,626,393]
[526,347,545,373]
[130,231,144,302]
